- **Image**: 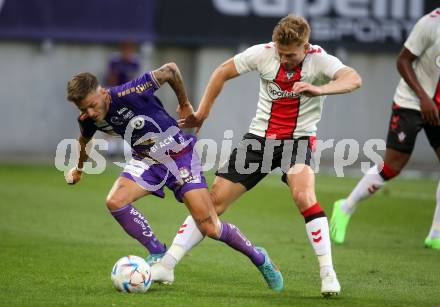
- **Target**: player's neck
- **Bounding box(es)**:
[283,57,306,72]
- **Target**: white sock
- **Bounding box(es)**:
[160,245,183,270]
[318,254,335,278]
[341,165,386,215]
[162,215,205,270]
[428,181,440,239]
[305,216,333,275]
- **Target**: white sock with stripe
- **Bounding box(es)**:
[161,215,204,270]
[341,164,398,215]
[302,203,334,277]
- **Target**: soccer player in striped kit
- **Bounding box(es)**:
[331,8,440,250]
[151,15,362,296]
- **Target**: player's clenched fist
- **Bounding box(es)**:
[65,167,83,185]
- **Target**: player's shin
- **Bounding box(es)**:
[426,181,440,243]
[341,164,398,214]
[303,203,341,295]
[302,203,333,273]
[217,222,265,266]
[110,204,166,254]
[160,215,205,270]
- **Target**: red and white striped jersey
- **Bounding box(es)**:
[234,42,346,139]
[393,8,440,111]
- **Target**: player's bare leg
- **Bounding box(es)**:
[106,177,151,210]
[211,176,248,215]
[425,146,440,250]
[152,187,283,290]
[156,177,247,272]
[331,148,410,244]
[286,164,340,297]
[106,177,166,261]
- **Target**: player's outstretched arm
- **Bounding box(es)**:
[321,67,362,95]
[397,48,440,126]
[153,62,190,108]
[197,58,239,120]
[152,62,196,122]
[65,135,90,185]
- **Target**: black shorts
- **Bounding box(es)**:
[386,104,440,154]
[215,133,314,190]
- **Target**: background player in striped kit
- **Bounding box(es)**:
[330,9,440,250]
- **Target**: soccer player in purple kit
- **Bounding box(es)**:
[64,62,284,291]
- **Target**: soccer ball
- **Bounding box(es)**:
[111,255,152,293]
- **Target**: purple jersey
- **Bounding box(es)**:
[78,72,189,159]
[120,140,207,203]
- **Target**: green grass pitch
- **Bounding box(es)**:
[0,163,439,306]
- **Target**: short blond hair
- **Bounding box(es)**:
[272,14,310,45]
[66,72,99,104]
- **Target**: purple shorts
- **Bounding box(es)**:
[120,146,207,203]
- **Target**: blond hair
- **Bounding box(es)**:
[66,72,99,104]
[272,14,310,45]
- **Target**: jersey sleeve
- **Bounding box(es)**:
[77,115,97,139]
[233,44,266,74]
[312,51,347,80]
[404,14,434,57]
[123,71,160,96]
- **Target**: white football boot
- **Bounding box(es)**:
[321,270,341,297]
[150,262,174,285]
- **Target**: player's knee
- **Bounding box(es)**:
[292,190,315,209]
[106,195,126,211]
[210,188,227,216]
[384,162,403,176]
[383,151,409,175]
[198,222,220,239]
